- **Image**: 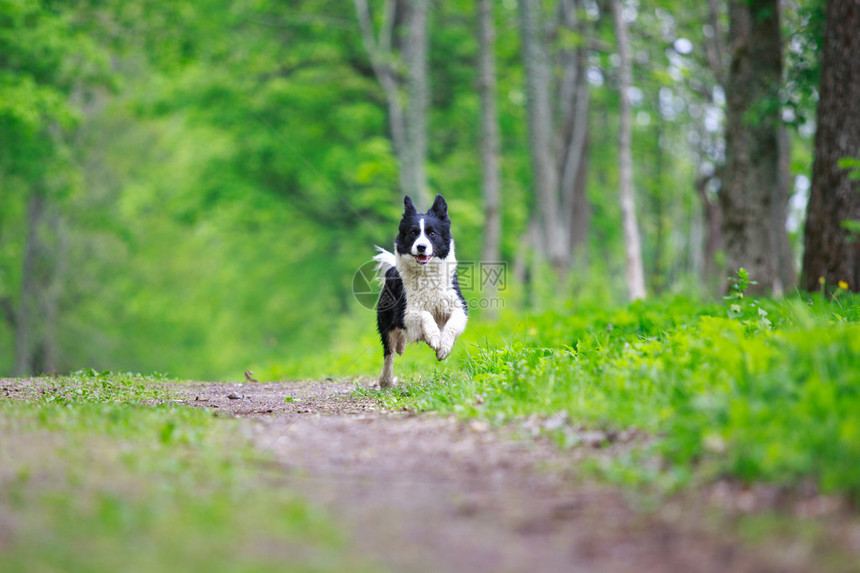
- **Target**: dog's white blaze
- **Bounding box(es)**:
[411,217,433,257]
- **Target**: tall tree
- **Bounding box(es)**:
[477,0,502,313]
[801,0,860,292]
[696,172,724,287]
[720,0,783,295]
[774,125,796,292]
[773,1,798,293]
[15,191,65,375]
[557,0,590,265]
[519,0,566,273]
[612,0,646,300]
[695,0,729,292]
[0,0,109,374]
[696,0,795,294]
[403,0,429,207]
[354,0,430,206]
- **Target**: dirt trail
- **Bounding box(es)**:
[177,379,859,573]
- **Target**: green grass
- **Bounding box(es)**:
[0,371,364,573]
[363,287,860,501]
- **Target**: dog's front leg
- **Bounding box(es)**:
[404,309,442,351]
[436,307,467,361]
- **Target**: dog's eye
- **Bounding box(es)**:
[410,230,419,237]
[429,231,436,237]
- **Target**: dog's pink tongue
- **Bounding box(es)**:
[416,254,431,263]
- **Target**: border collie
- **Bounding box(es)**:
[373,194,468,388]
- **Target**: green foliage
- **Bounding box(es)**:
[0,0,819,383]
[0,0,112,176]
[374,293,860,501]
[0,371,359,572]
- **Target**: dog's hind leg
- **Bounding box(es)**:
[379,352,395,388]
[392,328,407,355]
[379,329,404,388]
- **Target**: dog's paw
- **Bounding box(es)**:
[425,331,442,351]
[436,334,455,361]
[378,375,395,389]
[395,338,406,356]
[435,344,452,361]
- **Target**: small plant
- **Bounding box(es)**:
[726,267,754,301]
[724,268,771,330]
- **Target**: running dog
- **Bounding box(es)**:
[373,194,468,388]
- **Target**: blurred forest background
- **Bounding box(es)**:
[1,0,857,380]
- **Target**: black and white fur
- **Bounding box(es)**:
[373,194,468,388]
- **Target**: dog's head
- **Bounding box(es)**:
[395,194,453,265]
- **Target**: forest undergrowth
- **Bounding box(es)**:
[358,272,860,502]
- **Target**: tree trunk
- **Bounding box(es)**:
[774,125,796,293]
[15,191,62,376]
[569,132,589,260]
[513,216,541,308]
[14,193,42,375]
[696,174,724,290]
[519,0,565,273]
[652,122,665,294]
[612,0,646,301]
[704,0,728,86]
[801,0,860,293]
[403,0,429,207]
[697,0,726,293]
[477,0,502,315]
[353,0,429,206]
[558,0,590,268]
[720,0,783,295]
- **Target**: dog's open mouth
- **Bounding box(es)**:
[414,254,431,264]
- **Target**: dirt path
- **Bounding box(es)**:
[177,379,860,573]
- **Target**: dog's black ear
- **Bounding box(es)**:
[403,195,417,216]
[429,194,448,219]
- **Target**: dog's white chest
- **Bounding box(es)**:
[398,263,462,324]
